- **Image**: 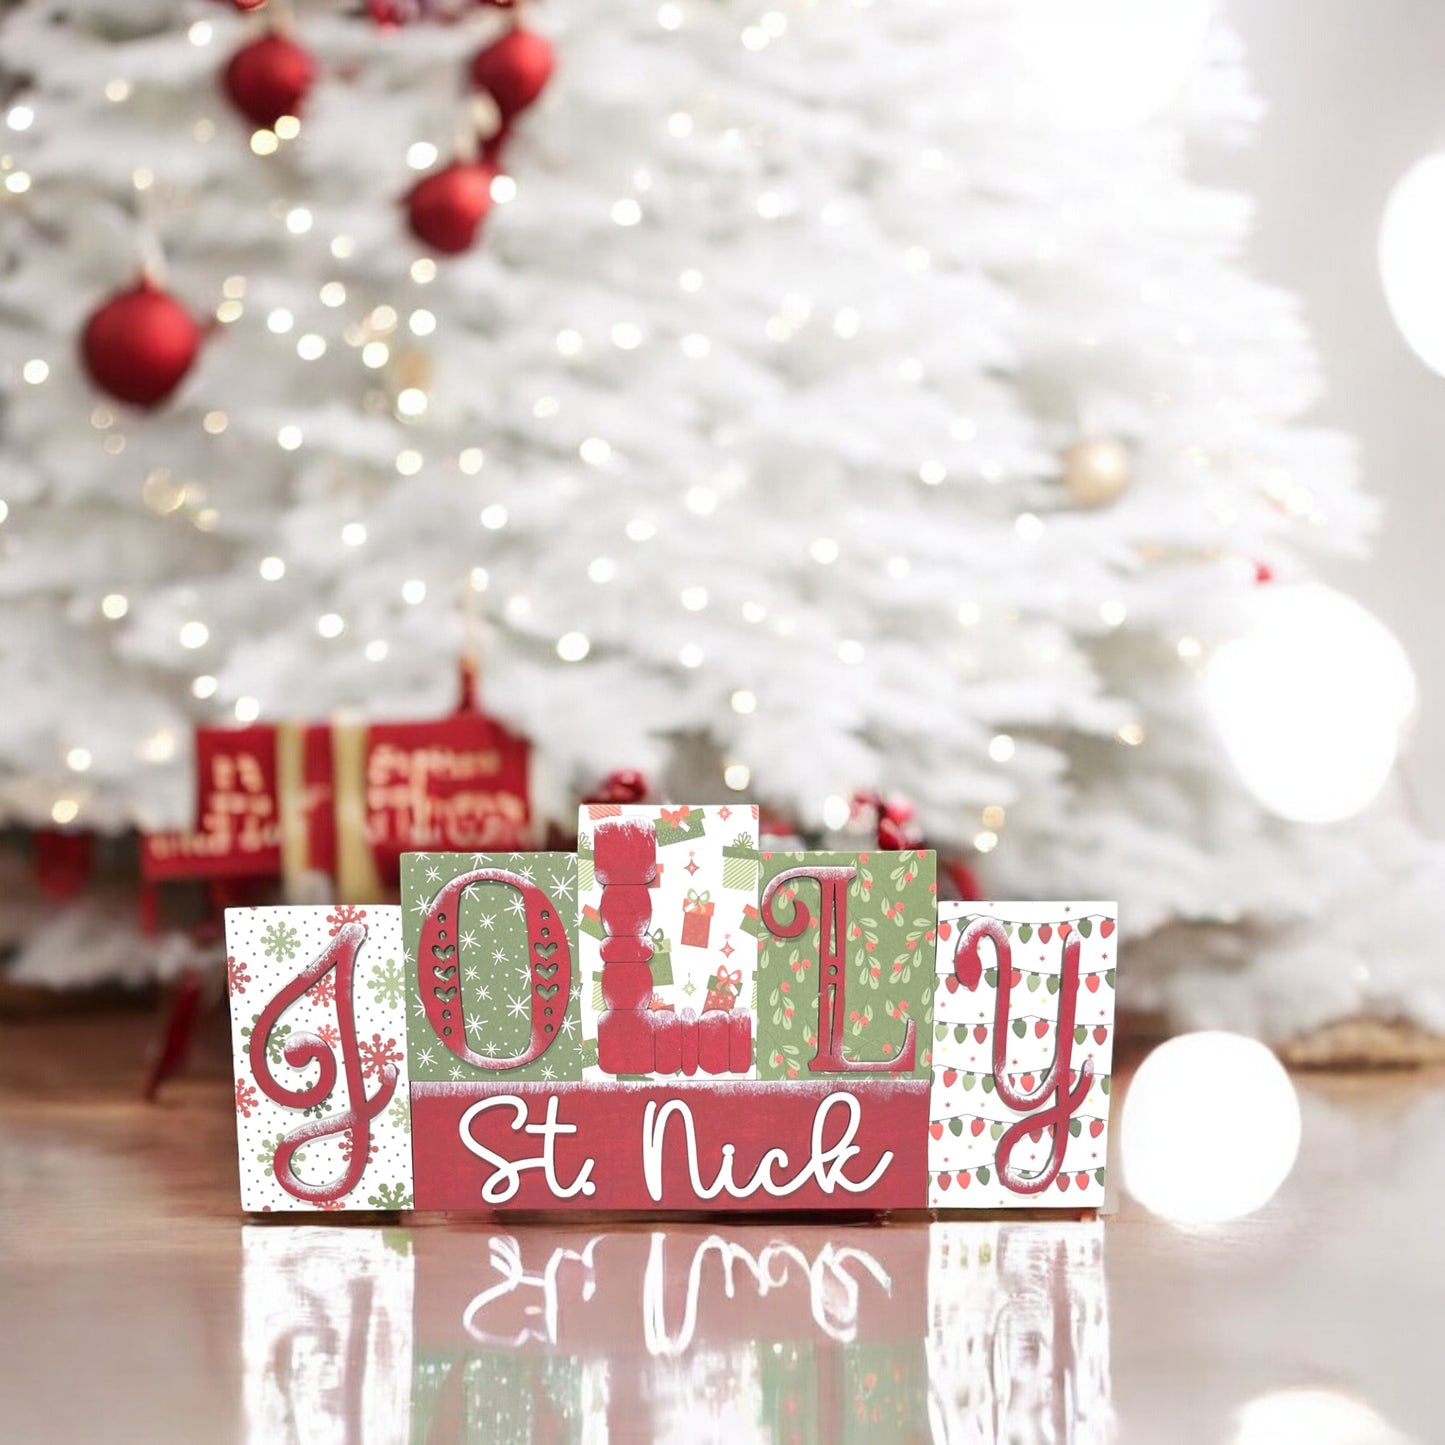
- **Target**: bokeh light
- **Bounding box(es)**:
[1018,0,1213,129]
[1204,583,1415,824]
[1122,1031,1301,1226]
[1379,153,1445,376]
[1231,1388,1416,1445]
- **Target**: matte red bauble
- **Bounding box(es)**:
[80,279,203,408]
[468,28,555,122]
[405,162,499,254]
[222,32,315,129]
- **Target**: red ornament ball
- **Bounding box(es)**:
[222,32,315,130]
[80,278,203,408]
[405,161,499,254]
[469,27,555,122]
[585,770,650,806]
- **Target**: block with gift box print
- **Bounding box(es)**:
[928,902,1117,1208]
[756,849,937,1082]
[576,803,760,1079]
[401,852,584,1083]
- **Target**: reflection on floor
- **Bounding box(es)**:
[241,1220,1108,1443]
[0,1013,1439,1444]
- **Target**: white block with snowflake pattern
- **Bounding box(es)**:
[227,904,414,1212]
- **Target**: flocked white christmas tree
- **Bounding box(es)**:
[1,0,1441,1040]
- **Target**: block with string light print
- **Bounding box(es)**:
[927,902,1118,1208]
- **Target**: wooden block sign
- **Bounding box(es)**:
[227,806,1118,1214]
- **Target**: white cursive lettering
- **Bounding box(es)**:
[458,1094,597,1204]
[641,1091,893,1204]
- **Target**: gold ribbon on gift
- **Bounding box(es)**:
[331,711,382,904]
[275,714,382,904]
[276,719,310,901]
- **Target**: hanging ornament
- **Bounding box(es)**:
[404,159,500,253]
[468,26,556,124]
[222,31,316,130]
[1062,437,1132,507]
[80,277,204,408]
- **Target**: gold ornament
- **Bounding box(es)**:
[1063,437,1131,507]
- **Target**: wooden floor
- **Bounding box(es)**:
[0,1008,1440,1444]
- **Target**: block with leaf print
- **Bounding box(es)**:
[756,849,937,1081]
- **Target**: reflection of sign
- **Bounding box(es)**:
[226,805,1118,1216]
[241,1223,1112,1445]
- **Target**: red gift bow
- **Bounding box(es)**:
[659,804,692,828]
[710,965,742,997]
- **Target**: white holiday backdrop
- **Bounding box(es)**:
[0,0,1441,1040]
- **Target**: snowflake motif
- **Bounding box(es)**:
[492,947,508,966]
[359,1033,403,1080]
[560,1014,578,1037]
[410,895,432,918]
[449,1064,465,1080]
[338,1129,378,1165]
[326,904,368,937]
[463,963,479,982]
[507,991,529,1018]
[425,865,442,885]
[517,863,536,883]
[261,920,301,962]
[368,958,406,1009]
[235,1078,259,1118]
[482,1038,501,1056]
[302,1093,333,1119]
[227,957,251,997]
[416,1046,436,1069]
[507,895,527,918]
[242,1014,291,1066]
[541,1063,556,1081]
[388,1096,411,1135]
[461,930,480,953]
[315,1198,346,1212]
[466,1015,485,1039]
[258,1135,305,1178]
[478,912,497,932]
[366,1181,413,1210]
[548,870,575,901]
[316,1023,341,1048]
[307,972,337,1009]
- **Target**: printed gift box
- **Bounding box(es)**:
[680,888,714,948]
[654,804,707,849]
[722,833,760,891]
[703,964,744,1012]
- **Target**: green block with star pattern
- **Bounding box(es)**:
[402,852,584,1083]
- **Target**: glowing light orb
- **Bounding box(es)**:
[1204,583,1414,825]
[1232,1388,1414,1445]
[1380,153,1445,377]
[1019,0,1213,129]
[1122,1031,1300,1226]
